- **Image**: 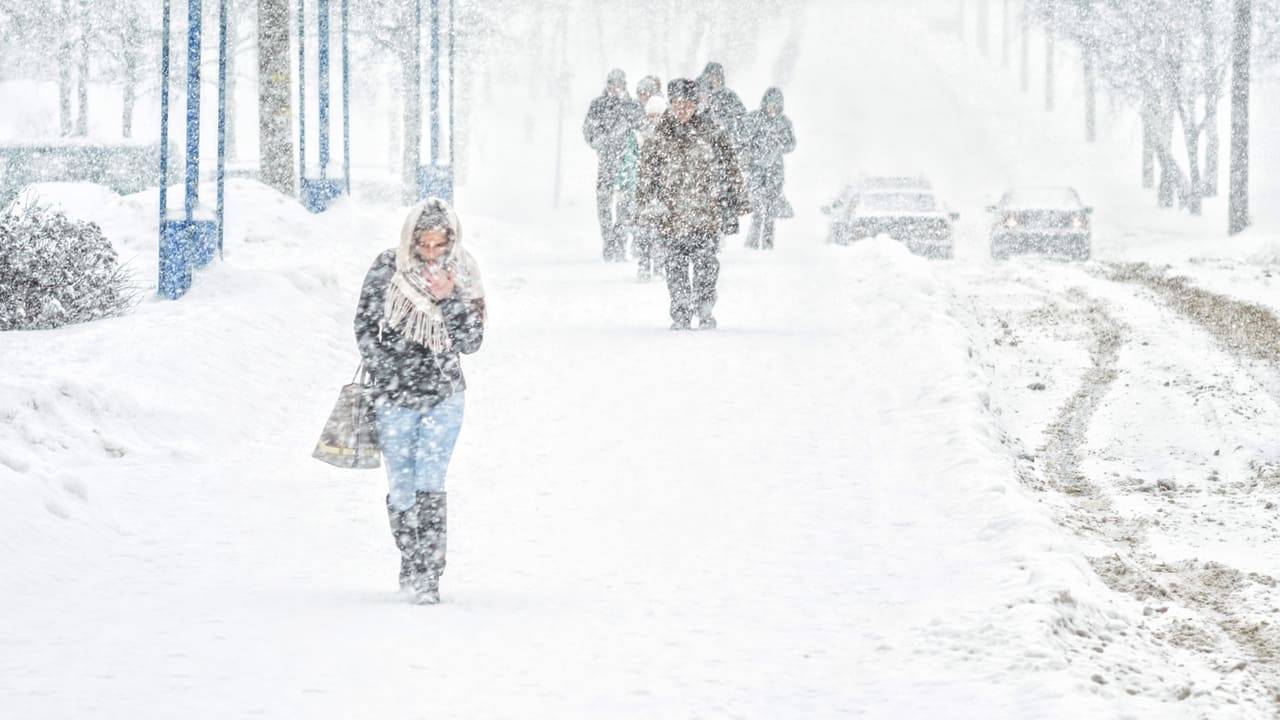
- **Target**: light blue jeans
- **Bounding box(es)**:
[376,393,466,511]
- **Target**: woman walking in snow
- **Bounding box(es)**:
[353,197,486,605]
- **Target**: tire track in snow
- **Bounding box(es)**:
[960,264,1280,713]
[1104,261,1280,408]
[1040,292,1124,499]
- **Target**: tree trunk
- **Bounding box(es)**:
[59,0,72,136]
[121,41,137,139]
[1157,151,1175,208]
[1002,0,1010,67]
[226,2,239,161]
[1179,102,1203,215]
[1020,1,1029,92]
[257,0,295,195]
[75,0,88,136]
[1200,0,1218,197]
[401,34,422,204]
[977,0,989,56]
[387,71,400,176]
[1229,0,1251,234]
[1204,104,1220,198]
[1142,112,1155,189]
[1044,25,1055,112]
[1154,115,1181,209]
[1083,48,1096,142]
[552,6,569,209]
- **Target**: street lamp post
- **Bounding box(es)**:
[158,0,229,300]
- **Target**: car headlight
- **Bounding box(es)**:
[1071,213,1087,230]
[1004,214,1018,229]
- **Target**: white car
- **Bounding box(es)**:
[828,185,958,259]
[987,187,1092,261]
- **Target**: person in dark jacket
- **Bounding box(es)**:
[697,62,749,236]
[583,68,645,262]
[742,88,796,250]
[697,62,748,141]
[354,197,486,605]
[637,79,749,330]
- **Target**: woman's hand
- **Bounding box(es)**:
[423,263,456,300]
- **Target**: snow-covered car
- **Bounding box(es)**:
[822,176,933,226]
[828,186,958,258]
[987,187,1092,261]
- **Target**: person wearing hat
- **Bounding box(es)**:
[637,79,749,330]
[583,68,645,262]
[353,197,486,605]
[741,87,797,250]
[637,75,662,109]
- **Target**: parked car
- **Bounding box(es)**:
[822,176,932,227]
[987,187,1092,261]
[826,182,957,258]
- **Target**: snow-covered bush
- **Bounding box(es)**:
[0,204,136,331]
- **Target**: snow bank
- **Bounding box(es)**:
[0,180,397,586]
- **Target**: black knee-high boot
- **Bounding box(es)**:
[411,491,447,605]
[386,495,419,590]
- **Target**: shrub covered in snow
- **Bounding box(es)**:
[0,204,136,331]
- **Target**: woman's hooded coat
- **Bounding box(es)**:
[354,198,486,411]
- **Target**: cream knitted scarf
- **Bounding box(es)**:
[383,198,485,354]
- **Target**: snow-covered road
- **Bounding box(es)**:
[3,1,1280,718]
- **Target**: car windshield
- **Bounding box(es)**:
[1003,188,1081,210]
[862,177,930,192]
[860,192,938,213]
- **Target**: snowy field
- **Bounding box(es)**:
[3,1,1280,718]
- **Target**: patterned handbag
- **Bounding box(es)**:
[311,364,381,469]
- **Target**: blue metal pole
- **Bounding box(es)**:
[185,0,204,220]
[159,0,171,228]
[429,0,440,165]
[448,0,455,170]
[342,0,351,195]
[317,0,330,178]
[217,0,227,259]
[413,0,422,197]
[297,0,306,183]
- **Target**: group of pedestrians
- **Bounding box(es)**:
[583,62,797,330]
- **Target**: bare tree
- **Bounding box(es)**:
[1003,0,1011,66]
[1229,0,1251,234]
[1020,0,1030,91]
[258,0,295,194]
[978,0,990,55]
[1044,8,1055,111]
[60,0,73,136]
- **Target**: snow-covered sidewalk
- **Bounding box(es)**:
[1,196,1120,716]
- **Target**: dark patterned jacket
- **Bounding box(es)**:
[582,91,645,172]
[637,113,748,239]
[354,249,485,411]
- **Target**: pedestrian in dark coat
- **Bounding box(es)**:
[583,68,645,262]
[697,62,748,142]
[697,62,749,235]
[742,88,796,250]
[637,79,749,330]
[354,197,486,605]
